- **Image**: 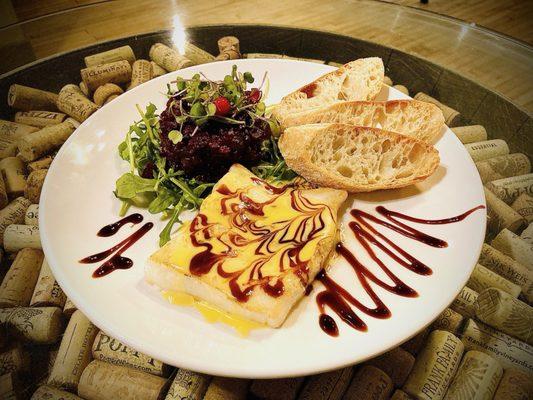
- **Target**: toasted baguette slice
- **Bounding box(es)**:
[279,124,440,192]
[272,58,384,125]
[281,100,445,144]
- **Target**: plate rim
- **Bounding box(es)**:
[40,58,486,378]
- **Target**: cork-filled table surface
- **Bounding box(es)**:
[0,1,533,400]
[1,0,533,113]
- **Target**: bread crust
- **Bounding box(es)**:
[279,124,440,193]
[282,100,445,144]
[273,58,384,125]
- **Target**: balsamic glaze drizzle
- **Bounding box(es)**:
[316,205,484,336]
[97,213,143,237]
[187,176,333,302]
[80,214,153,278]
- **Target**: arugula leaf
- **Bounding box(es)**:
[115,173,156,199]
[148,187,176,214]
[159,202,184,247]
[118,141,129,161]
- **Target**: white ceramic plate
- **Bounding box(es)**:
[41,59,486,378]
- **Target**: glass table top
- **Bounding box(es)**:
[1,0,532,113]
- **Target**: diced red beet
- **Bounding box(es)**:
[158,93,270,182]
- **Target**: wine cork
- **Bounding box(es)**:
[461,319,533,373]
[150,61,166,78]
[184,42,216,65]
[365,347,415,387]
[194,377,249,400]
[30,258,66,308]
[249,377,304,400]
[149,43,193,72]
[103,94,119,105]
[0,175,7,210]
[67,116,82,129]
[484,187,525,234]
[92,83,123,106]
[450,286,478,318]
[0,306,63,344]
[217,36,240,53]
[512,193,533,223]
[491,228,533,270]
[393,85,409,96]
[467,263,522,297]
[403,330,464,400]
[128,60,153,90]
[486,173,533,204]
[443,350,503,400]
[478,243,533,303]
[465,139,510,162]
[31,385,84,399]
[451,125,488,144]
[383,76,393,86]
[28,156,53,173]
[25,204,39,226]
[80,60,132,92]
[47,310,98,391]
[0,197,31,243]
[4,224,41,252]
[391,390,413,400]
[0,346,29,374]
[0,157,26,197]
[62,83,84,95]
[343,365,393,400]
[493,368,533,400]
[521,222,533,244]
[0,247,43,306]
[298,367,353,400]
[401,327,431,356]
[7,84,58,112]
[215,48,241,61]
[91,331,170,376]
[476,153,531,183]
[63,298,77,317]
[57,85,99,122]
[413,93,460,126]
[245,53,284,59]
[474,287,533,345]
[84,45,136,67]
[0,119,39,159]
[165,369,211,400]
[431,307,464,335]
[78,360,167,400]
[24,169,47,204]
[79,81,90,97]
[17,121,76,162]
[14,111,66,128]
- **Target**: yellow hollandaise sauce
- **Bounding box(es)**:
[161,290,264,337]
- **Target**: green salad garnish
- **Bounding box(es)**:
[114,66,296,246]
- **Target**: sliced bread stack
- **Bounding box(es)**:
[273,58,443,192]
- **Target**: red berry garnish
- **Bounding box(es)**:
[213,96,231,116]
[248,88,261,104]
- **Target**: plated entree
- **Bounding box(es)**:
[114,57,453,332]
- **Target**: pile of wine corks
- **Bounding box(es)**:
[2,38,533,399]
